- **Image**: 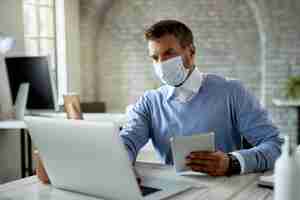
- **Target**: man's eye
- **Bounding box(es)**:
[152,56,159,61]
[166,51,175,56]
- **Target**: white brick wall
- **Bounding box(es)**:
[94,0,261,111]
[79,0,300,136]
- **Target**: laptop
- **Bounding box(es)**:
[25,116,192,200]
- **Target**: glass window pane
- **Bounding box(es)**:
[40,39,56,70]
[25,38,39,56]
[39,7,54,37]
[24,5,38,37]
[39,0,54,6]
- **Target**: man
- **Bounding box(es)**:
[119,20,282,176]
[36,20,282,183]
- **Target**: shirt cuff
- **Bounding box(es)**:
[230,152,246,174]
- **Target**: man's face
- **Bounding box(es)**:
[148,34,195,69]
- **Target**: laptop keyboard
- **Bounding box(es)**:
[140,185,162,196]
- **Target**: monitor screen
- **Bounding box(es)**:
[5,56,57,110]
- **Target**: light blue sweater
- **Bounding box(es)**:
[120,74,282,173]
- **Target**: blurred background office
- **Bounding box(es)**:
[0,0,300,183]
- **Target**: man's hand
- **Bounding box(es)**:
[133,166,142,186]
[186,151,230,176]
[65,103,82,120]
[34,151,50,184]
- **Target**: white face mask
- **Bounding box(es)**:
[153,56,189,87]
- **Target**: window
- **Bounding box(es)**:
[23,0,81,106]
[23,0,57,85]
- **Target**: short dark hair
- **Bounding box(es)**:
[144,20,194,48]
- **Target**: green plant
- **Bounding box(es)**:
[286,76,300,99]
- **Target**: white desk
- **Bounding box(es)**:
[30,112,127,123]
[0,162,273,200]
[0,120,31,178]
[0,120,27,129]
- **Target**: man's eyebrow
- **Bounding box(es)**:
[149,48,176,57]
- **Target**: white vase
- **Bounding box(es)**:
[274,136,300,200]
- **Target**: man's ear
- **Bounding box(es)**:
[190,44,196,56]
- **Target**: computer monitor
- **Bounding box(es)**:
[5,56,58,112]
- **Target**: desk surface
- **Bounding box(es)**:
[0,162,273,200]
[0,120,27,129]
[0,113,127,130]
[31,112,127,122]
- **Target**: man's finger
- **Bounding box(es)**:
[190,151,214,154]
[187,152,216,160]
[188,164,216,173]
[136,177,142,186]
[186,158,215,166]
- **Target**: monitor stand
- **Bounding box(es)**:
[14,83,29,120]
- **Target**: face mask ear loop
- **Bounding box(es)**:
[174,64,195,87]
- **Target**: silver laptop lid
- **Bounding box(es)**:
[25,116,143,200]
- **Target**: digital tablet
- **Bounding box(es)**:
[170,132,215,174]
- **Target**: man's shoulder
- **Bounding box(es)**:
[204,74,254,105]
[142,85,170,101]
[204,74,243,91]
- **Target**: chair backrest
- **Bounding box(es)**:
[80,102,106,113]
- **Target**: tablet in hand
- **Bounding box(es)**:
[170,132,215,174]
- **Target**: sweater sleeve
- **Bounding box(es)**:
[230,80,283,173]
[119,92,152,163]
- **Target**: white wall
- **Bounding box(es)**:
[65,0,81,94]
[0,0,25,183]
[56,0,81,105]
[0,0,25,113]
